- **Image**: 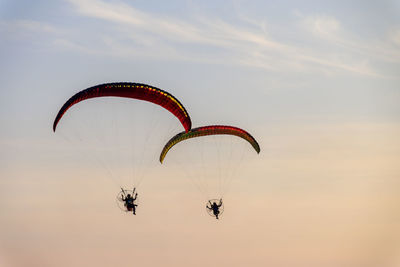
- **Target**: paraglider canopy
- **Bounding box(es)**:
[53,82,192,133]
[160,125,260,163]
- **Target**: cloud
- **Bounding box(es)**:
[67,0,207,44]
[0,19,57,36]
[299,13,400,69]
[389,28,400,46]
[4,0,396,78]
[66,0,394,77]
[302,15,341,39]
[52,38,99,54]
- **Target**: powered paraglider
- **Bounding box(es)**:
[53,82,192,214]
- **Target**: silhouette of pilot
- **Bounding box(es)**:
[207,199,223,219]
[122,191,138,215]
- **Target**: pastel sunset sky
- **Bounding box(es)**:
[1,1,400,266]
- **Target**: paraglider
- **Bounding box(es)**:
[160,125,260,219]
[120,188,138,215]
[53,82,192,214]
[206,199,223,219]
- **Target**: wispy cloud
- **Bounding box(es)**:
[52,38,99,54]
[302,14,341,39]
[0,19,58,44]
[299,13,400,66]
[0,19,57,34]
[389,28,400,46]
[66,0,399,77]
[4,0,397,78]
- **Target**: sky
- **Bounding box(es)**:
[1,0,400,266]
